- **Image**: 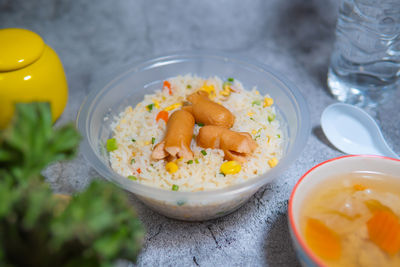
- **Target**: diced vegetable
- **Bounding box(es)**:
[130,158,135,164]
[163,80,172,95]
[268,114,276,123]
[151,137,156,144]
[268,157,278,168]
[201,150,207,156]
[106,138,118,152]
[220,161,241,175]
[222,81,232,90]
[200,83,216,98]
[194,158,199,164]
[196,122,205,127]
[156,110,169,123]
[164,103,182,111]
[127,175,137,181]
[263,97,274,107]
[187,160,193,164]
[172,184,179,191]
[136,168,141,174]
[166,162,178,173]
[146,103,154,112]
[154,100,160,109]
[227,77,234,82]
[131,138,136,142]
[186,84,192,89]
[367,210,400,255]
[252,100,261,106]
[305,218,341,260]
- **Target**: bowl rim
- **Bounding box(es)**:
[288,154,400,266]
[76,50,311,200]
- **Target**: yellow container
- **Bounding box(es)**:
[0,28,68,128]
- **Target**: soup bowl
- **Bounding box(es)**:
[288,155,400,266]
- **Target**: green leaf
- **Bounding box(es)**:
[0,103,80,183]
[0,103,144,265]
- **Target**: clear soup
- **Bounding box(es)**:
[300,172,400,267]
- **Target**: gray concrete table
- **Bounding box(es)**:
[2,0,400,266]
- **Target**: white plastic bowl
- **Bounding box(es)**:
[77,52,310,221]
[288,155,400,266]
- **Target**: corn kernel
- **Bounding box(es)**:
[145,141,150,145]
[166,162,178,173]
[252,129,257,135]
[263,97,274,107]
[220,161,241,175]
[220,90,231,96]
[164,102,182,111]
[200,83,215,95]
[255,90,260,95]
[153,100,160,109]
[268,157,278,168]
[132,152,136,157]
[247,112,254,117]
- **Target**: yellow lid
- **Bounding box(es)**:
[0,28,45,71]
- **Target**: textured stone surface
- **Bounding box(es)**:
[1,0,399,266]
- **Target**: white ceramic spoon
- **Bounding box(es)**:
[321,103,399,158]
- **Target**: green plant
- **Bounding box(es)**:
[0,103,144,266]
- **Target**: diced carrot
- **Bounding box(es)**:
[136,168,141,174]
[353,184,367,191]
[163,80,172,95]
[156,110,169,123]
[367,210,400,256]
[305,218,342,261]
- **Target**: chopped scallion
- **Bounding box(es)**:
[227,77,234,82]
[277,134,281,138]
[196,122,205,127]
[201,150,207,156]
[187,84,192,89]
[106,138,118,152]
[268,114,276,123]
[195,158,199,164]
[130,158,135,164]
[219,172,226,177]
[250,117,255,121]
[127,175,137,181]
[172,184,179,191]
[187,160,193,164]
[131,138,136,142]
[252,100,261,106]
[151,137,156,144]
[146,103,154,112]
